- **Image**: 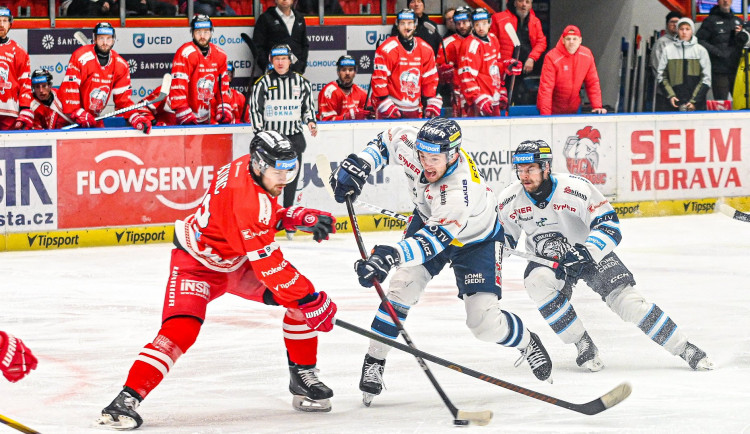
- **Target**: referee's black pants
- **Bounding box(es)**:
[283,132,307,209]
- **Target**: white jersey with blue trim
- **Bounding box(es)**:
[496,173,621,264]
[355,125,501,267]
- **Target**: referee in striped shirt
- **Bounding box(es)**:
[250,44,317,221]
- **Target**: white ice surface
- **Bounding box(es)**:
[1,213,750,433]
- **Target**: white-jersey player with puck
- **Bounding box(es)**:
[497,140,713,372]
[330,118,553,406]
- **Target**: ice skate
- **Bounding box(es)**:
[515,332,553,383]
[286,230,295,240]
[575,332,604,372]
[289,363,333,412]
[96,388,143,430]
[359,355,386,407]
[680,342,714,371]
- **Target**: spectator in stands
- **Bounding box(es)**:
[127,0,178,16]
[254,0,309,74]
[372,8,440,119]
[225,62,249,123]
[65,0,118,16]
[443,7,456,38]
[250,44,316,230]
[318,55,369,121]
[29,69,70,129]
[657,18,711,111]
[390,0,441,58]
[59,23,153,132]
[0,7,33,130]
[537,25,606,115]
[458,7,521,117]
[696,0,744,100]
[437,5,472,117]
[178,0,236,16]
[490,0,547,106]
[651,11,681,111]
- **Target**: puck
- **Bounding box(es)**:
[453,419,469,426]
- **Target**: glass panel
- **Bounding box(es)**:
[12,1,50,18]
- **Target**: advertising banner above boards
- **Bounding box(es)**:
[0,112,749,251]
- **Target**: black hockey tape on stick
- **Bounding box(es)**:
[62,73,172,130]
[345,196,492,426]
[240,32,259,60]
[334,318,633,416]
[0,413,40,434]
[718,202,750,223]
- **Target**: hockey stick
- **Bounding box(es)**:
[504,22,521,116]
[62,74,172,130]
[239,33,259,122]
[0,413,40,434]
[73,30,89,45]
[345,196,492,426]
[334,318,632,415]
[718,202,750,223]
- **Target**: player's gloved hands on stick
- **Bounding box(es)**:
[129,112,152,134]
[176,107,198,125]
[12,108,34,130]
[377,98,401,119]
[72,108,96,128]
[298,291,337,332]
[503,58,523,76]
[330,154,371,203]
[0,332,37,383]
[277,206,337,242]
[554,243,594,280]
[355,245,400,287]
[498,88,509,111]
[476,95,494,116]
[215,104,234,124]
[424,96,442,118]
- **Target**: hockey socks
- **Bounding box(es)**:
[124,316,200,399]
[283,308,318,366]
[539,291,585,344]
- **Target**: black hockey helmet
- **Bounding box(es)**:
[336,55,357,71]
[93,22,116,39]
[416,117,462,162]
[471,7,491,24]
[250,131,299,186]
[512,140,553,172]
[453,6,472,23]
[0,7,12,24]
[269,43,297,64]
[190,14,213,32]
[31,69,53,86]
[396,8,416,23]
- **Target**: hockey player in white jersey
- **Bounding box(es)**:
[497,140,713,372]
[330,118,553,406]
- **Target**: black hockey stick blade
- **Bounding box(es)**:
[240,33,259,59]
[718,202,750,222]
[334,318,632,416]
[0,413,40,434]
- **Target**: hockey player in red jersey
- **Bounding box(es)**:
[317,55,370,121]
[371,9,440,119]
[0,331,37,383]
[436,6,473,117]
[168,14,233,126]
[225,61,248,123]
[458,8,522,117]
[97,131,339,430]
[59,23,152,133]
[0,7,33,130]
[29,69,72,129]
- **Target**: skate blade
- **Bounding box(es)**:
[362,392,376,407]
[580,357,605,372]
[694,356,715,371]
[95,413,138,430]
[292,395,332,412]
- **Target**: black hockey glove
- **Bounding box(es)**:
[554,243,594,281]
[354,245,400,287]
[330,154,371,203]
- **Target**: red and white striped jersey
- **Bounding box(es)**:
[371,36,438,111]
[317,81,367,121]
[0,39,32,117]
[458,33,505,106]
[169,41,230,124]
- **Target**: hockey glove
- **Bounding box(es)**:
[554,243,594,281]
[355,245,400,287]
[277,206,337,242]
[12,108,34,130]
[347,107,371,120]
[438,63,455,84]
[215,103,235,124]
[424,96,442,118]
[72,108,96,128]
[175,107,198,125]
[502,58,523,76]
[129,112,152,134]
[475,95,495,116]
[330,154,371,203]
[498,88,509,111]
[298,291,337,332]
[0,332,37,383]
[377,98,401,119]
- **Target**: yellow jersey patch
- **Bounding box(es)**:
[461,149,481,184]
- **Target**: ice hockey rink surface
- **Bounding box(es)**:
[2,212,749,433]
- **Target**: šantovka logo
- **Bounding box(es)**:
[77,149,214,210]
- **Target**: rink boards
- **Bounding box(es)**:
[1,112,749,251]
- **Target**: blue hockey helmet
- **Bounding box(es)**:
[512,140,553,172]
[415,117,462,162]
